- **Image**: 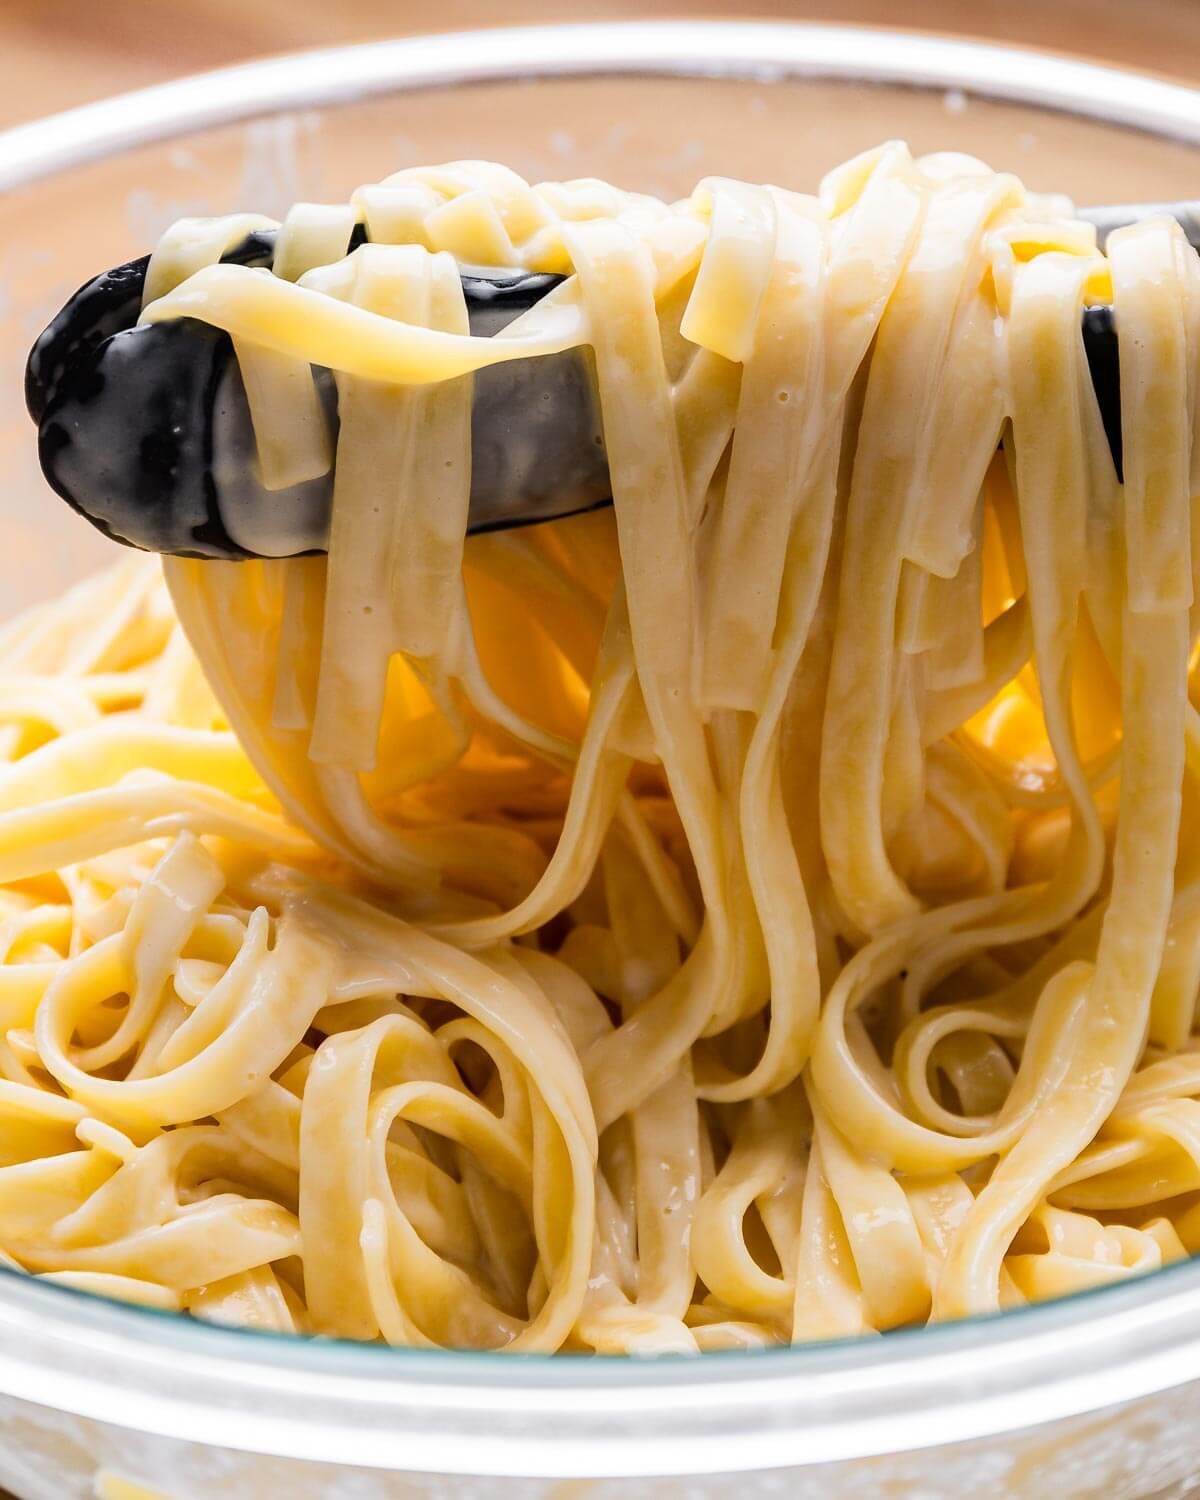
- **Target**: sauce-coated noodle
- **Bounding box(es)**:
[4,146,1200,1350]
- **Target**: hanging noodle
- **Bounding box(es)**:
[2,144,1199,1351]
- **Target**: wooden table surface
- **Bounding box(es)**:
[4,0,1200,128]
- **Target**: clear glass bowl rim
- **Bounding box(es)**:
[4,19,1200,1479]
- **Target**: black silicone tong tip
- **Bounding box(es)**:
[25,225,604,559]
[25,229,284,426]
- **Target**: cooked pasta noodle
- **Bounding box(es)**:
[6,144,1200,1351]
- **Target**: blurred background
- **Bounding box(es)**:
[3,0,1200,126]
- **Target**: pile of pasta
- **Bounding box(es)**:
[5,144,1200,1351]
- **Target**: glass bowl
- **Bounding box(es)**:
[3,21,1200,1500]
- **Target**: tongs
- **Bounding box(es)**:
[25,200,1200,560]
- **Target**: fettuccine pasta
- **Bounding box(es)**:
[4,145,1200,1352]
